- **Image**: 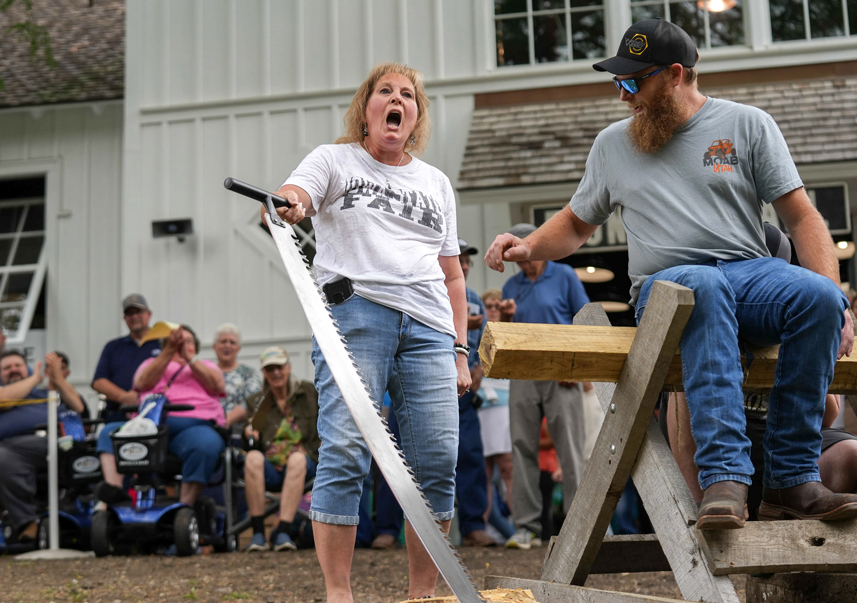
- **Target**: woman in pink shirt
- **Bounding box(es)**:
[95,325,226,508]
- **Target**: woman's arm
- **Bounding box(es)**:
[134,328,182,392]
[187,360,226,395]
[439,255,471,397]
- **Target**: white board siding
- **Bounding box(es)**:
[0,103,123,392]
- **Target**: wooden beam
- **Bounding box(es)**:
[541,282,695,586]
[479,322,857,394]
[484,576,686,603]
[564,303,742,603]
[698,519,857,575]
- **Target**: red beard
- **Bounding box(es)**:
[627,78,688,154]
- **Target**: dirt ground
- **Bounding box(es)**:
[0,546,746,603]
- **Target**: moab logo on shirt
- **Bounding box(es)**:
[340,177,444,234]
[703,139,739,172]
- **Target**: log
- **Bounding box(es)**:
[479,322,857,394]
[746,573,857,603]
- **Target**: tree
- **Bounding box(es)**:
[0,0,55,91]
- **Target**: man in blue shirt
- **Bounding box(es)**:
[0,352,54,543]
[92,294,161,422]
[455,239,494,546]
[500,223,590,550]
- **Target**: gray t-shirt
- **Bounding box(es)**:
[570,97,803,303]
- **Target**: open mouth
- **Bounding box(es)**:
[386,110,402,128]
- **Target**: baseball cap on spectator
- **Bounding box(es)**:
[122,293,150,313]
[593,18,697,76]
[260,346,289,368]
[458,238,478,256]
[507,223,537,239]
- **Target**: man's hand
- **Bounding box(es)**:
[119,389,139,406]
[44,352,62,384]
[840,308,855,359]
[484,234,531,273]
[467,314,484,331]
[244,425,260,442]
[499,299,516,321]
[32,360,43,383]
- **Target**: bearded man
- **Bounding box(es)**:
[485,18,857,530]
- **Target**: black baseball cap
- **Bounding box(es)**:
[593,19,697,76]
[458,238,478,255]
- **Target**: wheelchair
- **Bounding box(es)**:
[0,409,103,554]
[90,397,238,557]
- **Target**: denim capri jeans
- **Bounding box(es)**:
[309,294,459,526]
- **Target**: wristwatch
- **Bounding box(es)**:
[454,342,471,356]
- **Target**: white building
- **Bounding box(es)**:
[1,0,856,400]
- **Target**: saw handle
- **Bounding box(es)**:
[223,177,292,208]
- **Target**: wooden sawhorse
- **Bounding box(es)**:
[479,281,857,603]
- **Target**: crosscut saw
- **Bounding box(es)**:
[224,177,484,603]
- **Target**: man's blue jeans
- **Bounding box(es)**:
[635,258,846,491]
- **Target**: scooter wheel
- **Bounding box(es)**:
[91,511,118,557]
[173,508,199,557]
[37,519,49,550]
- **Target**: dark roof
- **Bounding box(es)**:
[458,77,857,190]
[0,0,124,108]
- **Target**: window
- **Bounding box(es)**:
[494,0,606,68]
[630,0,745,49]
[0,178,47,344]
[769,0,855,42]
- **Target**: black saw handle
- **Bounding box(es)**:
[223,177,292,208]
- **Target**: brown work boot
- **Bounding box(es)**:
[758,481,857,521]
[370,533,398,549]
[696,481,748,530]
[462,529,497,547]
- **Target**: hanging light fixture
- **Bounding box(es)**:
[697,0,736,12]
[835,240,856,260]
[574,265,615,283]
[598,300,632,313]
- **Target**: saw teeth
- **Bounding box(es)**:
[265,219,484,602]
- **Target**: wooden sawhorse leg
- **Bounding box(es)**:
[491,281,741,602]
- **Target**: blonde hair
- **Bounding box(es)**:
[481,288,502,303]
[335,62,431,156]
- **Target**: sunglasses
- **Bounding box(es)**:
[613,66,668,94]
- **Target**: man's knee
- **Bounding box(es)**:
[286,451,306,475]
[245,450,265,473]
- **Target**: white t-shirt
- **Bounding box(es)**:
[284,143,459,337]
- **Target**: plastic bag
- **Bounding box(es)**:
[113,399,159,437]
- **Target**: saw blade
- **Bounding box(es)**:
[265,214,484,603]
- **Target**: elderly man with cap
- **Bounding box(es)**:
[92,294,161,422]
[486,18,857,530]
[242,346,320,552]
[453,238,496,546]
[494,224,590,549]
